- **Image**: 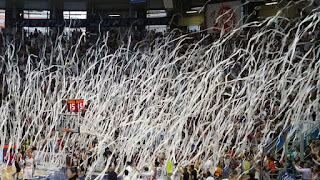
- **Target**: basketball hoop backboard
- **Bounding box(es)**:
[56,114,80,133]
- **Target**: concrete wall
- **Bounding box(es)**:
[258,1,316,19]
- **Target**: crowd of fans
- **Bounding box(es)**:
[1,12,320,180]
[3,134,320,179]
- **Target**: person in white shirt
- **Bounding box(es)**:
[204,159,213,173]
[125,161,135,178]
[23,149,36,180]
[293,162,312,180]
[205,172,215,180]
[171,163,182,180]
[123,170,130,180]
[139,167,154,180]
[153,161,165,180]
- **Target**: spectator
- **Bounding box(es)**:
[190,165,198,180]
[293,162,312,180]
[125,161,135,178]
[205,171,215,180]
[123,170,130,180]
[139,167,154,180]
[107,166,117,180]
[178,166,189,180]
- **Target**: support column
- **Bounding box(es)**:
[50,0,63,36]
[136,10,146,31]
[300,133,304,162]
[5,0,22,35]
[86,2,97,34]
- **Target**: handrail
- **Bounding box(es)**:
[274,133,295,155]
[263,168,286,180]
[264,120,319,161]
[303,122,319,139]
[287,123,320,153]
[261,121,319,179]
[264,125,292,153]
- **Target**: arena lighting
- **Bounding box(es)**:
[109,14,120,17]
[191,7,202,11]
[186,10,197,14]
[147,10,165,15]
[265,1,278,5]
[147,10,167,18]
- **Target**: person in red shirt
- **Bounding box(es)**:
[268,156,276,178]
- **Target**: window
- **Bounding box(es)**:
[63,11,87,19]
[146,10,167,18]
[146,25,167,32]
[64,27,86,34]
[146,10,167,32]
[188,25,200,31]
[23,10,50,19]
[0,9,5,27]
[23,27,49,37]
[63,27,86,40]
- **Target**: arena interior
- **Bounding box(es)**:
[0,0,320,179]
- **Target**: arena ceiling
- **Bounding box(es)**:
[0,0,208,11]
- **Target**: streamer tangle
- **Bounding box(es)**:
[0,2,319,179]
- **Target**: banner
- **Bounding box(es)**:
[206,1,241,33]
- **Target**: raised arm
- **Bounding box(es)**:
[153,168,157,180]
[133,164,140,173]
[33,158,36,175]
[178,166,184,174]
[312,158,320,166]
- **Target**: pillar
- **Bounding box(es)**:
[50,0,63,36]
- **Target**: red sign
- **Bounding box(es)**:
[68,100,84,112]
[206,2,241,33]
[76,100,84,111]
[210,6,237,33]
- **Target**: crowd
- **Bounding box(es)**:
[1,12,320,180]
[60,132,320,180]
[3,133,320,180]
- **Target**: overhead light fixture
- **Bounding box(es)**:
[147,13,159,15]
[186,10,197,14]
[109,14,120,17]
[191,7,202,11]
[265,1,278,5]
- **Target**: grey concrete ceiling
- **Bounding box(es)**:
[0,0,209,10]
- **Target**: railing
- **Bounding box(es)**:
[261,120,319,180]
[264,120,319,160]
[286,122,320,162]
[264,125,292,154]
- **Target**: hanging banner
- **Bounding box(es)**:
[206,1,241,33]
